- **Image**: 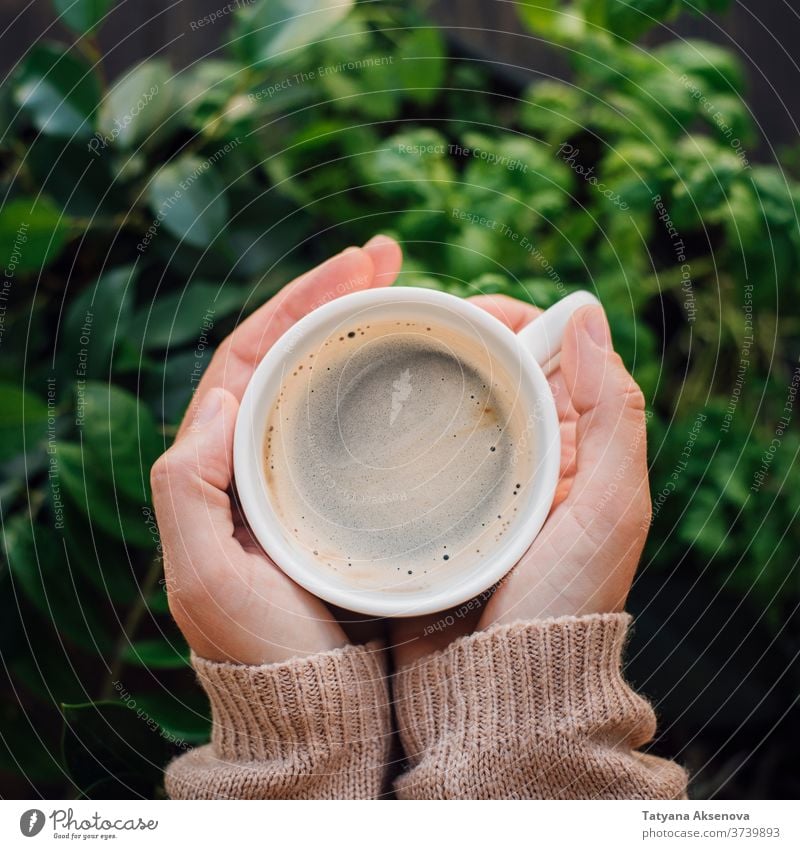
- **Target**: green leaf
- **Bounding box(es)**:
[26,136,116,217]
[78,382,162,502]
[444,224,503,282]
[56,442,156,548]
[58,496,142,604]
[668,135,745,229]
[147,156,229,248]
[467,273,511,296]
[97,60,175,150]
[362,128,455,204]
[61,701,169,794]
[579,0,684,40]
[13,42,99,138]
[678,489,730,554]
[606,0,677,42]
[122,639,189,669]
[142,350,202,425]
[627,68,696,130]
[460,131,572,216]
[519,80,583,142]
[4,515,113,649]
[700,92,753,147]
[233,0,355,68]
[318,19,442,118]
[178,62,255,137]
[53,0,114,34]
[655,39,746,94]
[749,167,798,227]
[61,265,138,381]
[391,26,445,105]
[134,281,246,350]
[0,384,48,462]
[516,0,561,35]
[600,139,666,209]
[0,196,71,273]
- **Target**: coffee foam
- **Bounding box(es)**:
[263,319,534,594]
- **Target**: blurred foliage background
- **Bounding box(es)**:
[0,0,798,799]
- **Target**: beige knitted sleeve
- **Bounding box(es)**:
[165,642,391,799]
[394,613,689,799]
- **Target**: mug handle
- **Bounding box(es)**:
[517,290,601,377]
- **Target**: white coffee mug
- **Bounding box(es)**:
[234,287,599,617]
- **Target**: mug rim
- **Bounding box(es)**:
[233,286,560,617]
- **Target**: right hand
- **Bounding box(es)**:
[392,297,651,668]
[150,237,403,666]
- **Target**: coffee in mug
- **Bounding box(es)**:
[263,318,534,594]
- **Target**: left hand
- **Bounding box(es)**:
[151,236,402,666]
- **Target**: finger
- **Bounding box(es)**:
[467,294,542,332]
[154,388,350,664]
[363,233,403,285]
[178,237,402,438]
[237,235,402,363]
[152,388,241,591]
[554,305,650,537]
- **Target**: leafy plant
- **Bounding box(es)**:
[1,0,797,798]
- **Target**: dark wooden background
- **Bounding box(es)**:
[1,0,798,158]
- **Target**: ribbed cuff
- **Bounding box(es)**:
[393,614,689,799]
[194,642,391,763]
[395,614,643,759]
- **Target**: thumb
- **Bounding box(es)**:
[151,388,240,572]
[556,305,651,540]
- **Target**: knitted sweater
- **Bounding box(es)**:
[165,613,688,799]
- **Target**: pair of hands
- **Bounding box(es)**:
[151,236,651,670]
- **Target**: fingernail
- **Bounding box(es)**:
[584,306,611,350]
[341,246,362,256]
[195,389,223,426]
